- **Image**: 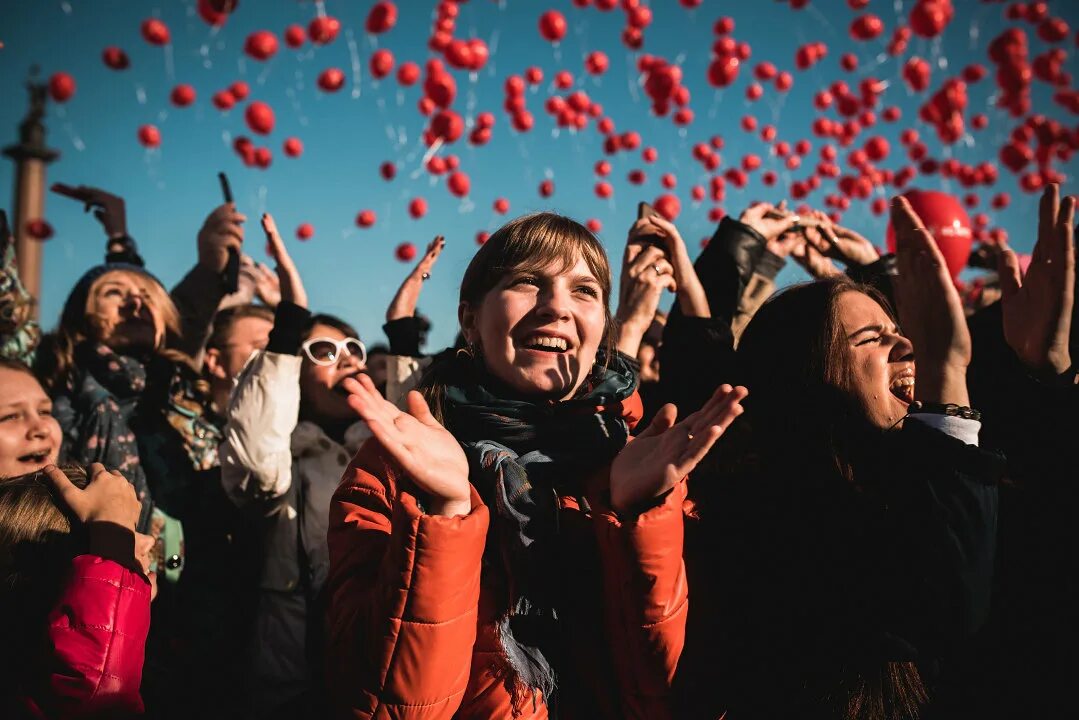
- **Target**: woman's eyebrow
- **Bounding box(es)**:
[848,323,884,339]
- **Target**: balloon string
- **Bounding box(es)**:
[346,28,363,99]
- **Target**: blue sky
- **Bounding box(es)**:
[2,0,1077,350]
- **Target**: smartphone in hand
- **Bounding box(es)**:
[218,172,240,293]
[0,209,10,256]
[635,201,666,249]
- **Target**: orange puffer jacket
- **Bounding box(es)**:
[326,399,688,720]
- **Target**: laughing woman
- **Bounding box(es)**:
[672,196,1017,720]
[327,212,746,719]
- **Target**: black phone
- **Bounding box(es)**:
[218,172,240,293]
[0,209,10,256]
[635,201,665,248]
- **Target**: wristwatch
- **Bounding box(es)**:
[907,401,981,422]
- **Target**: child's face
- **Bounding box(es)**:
[0,368,62,478]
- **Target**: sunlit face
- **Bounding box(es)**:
[463,256,606,401]
[87,271,165,354]
[209,315,272,381]
[0,368,62,478]
[299,322,367,423]
[837,291,916,430]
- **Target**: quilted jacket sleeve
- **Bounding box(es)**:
[594,479,689,720]
[326,440,489,719]
[24,555,151,719]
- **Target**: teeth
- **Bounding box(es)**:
[890,376,915,390]
[523,335,568,351]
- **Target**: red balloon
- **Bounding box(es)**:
[468,40,490,71]
[212,90,236,111]
[714,16,735,34]
[840,53,859,72]
[539,179,554,197]
[850,14,884,41]
[494,198,510,214]
[476,232,490,246]
[230,81,250,101]
[448,171,471,197]
[244,31,278,61]
[138,124,161,148]
[102,46,130,70]
[356,210,377,227]
[425,69,457,108]
[380,162,396,180]
[141,18,171,46]
[512,111,534,132]
[197,0,229,27]
[370,49,395,79]
[909,0,953,39]
[886,189,972,279]
[595,181,613,198]
[366,2,398,34]
[318,68,346,93]
[654,194,682,221]
[245,101,275,135]
[296,223,314,241]
[284,24,306,48]
[525,66,544,85]
[48,73,76,103]
[26,219,53,241]
[431,110,464,144]
[254,147,272,169]
[586,51,609,75]
[308,16,341,45]
[708,56,740,87]
[903,56,931,92]
[539,10,567,43]
[409,197,428,219]
[170,84,196,107]
[396,242,418,262]
[283,137,303,157]
[662,173,677,189]
[586,218,602,233]
[397,62,420,86]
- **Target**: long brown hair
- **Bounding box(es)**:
[423,212,613,422]
[734,277,927,720]
[36,269,182,393]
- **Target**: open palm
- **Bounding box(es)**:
[344,374,471,516]
[610,384,747,512]
[1000,184,1076,374]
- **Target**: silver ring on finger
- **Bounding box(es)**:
[652,264,661,276]
[421,272,430,280]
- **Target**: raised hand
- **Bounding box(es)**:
[344,374,471,517]
[387,235,445,321]
[739,201,800,241]
[45,463,141,529]
[791,230,841,279]
[630,213,710,317]
[807,211,881,267]
[1000,184,1075,374]
[890,196,971,406]
[614,242,675,357]
[262,213,308,309]
[51,184,128,239]
[198,203,246,273]
[610,384,747,512]
[252,260,282,308]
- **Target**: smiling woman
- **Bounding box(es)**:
[0,359,61,478]
[327,211,748,719]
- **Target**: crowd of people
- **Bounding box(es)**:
[0,181,1074,720]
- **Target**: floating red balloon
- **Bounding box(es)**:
[141,18,171,46]
[366,2,398,34]
[138,125,161,148]
[212,91,236,110]
[539,179,554,197]
[448,171,471,197]
[296,223,314,241]
[308,16,341,45]
[850,14,884,41]
[371,49,395,79]
[197,0,229,27]
[494,198,510,214]
[284,24,306,48]
[380,162,396,180]
[356,210,377,227]
[409,197,428,219]
[48,73,75,103]
[283,137,303,157]
[230,81,250,101]
[909,0,954,39]
[103,46,130,70]
[585,51,609,75]
[245,101,275,135]
[244,31,278,61]
[170,84,196,107]
[587,219,602,233]
[539,10,567,43]
[318,68,346,93]
[654,194,682,221]
[397,62,420,86]
[26,219,53,241]
[396,242,418,261]
[886,189,972,279]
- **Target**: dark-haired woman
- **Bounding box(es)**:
[327,212,747,719]
[670,192,1076,720]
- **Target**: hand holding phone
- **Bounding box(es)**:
[218,172,240,293]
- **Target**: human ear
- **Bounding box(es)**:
[204,348,228,380]
[458,301,478,345]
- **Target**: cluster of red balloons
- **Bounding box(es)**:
[232,136,273,169]
[641,55,693,124]
[909,0,954,38]
[707,17,746,89]
[429,1,489,73]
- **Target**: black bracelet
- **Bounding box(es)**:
[907,401,982,422]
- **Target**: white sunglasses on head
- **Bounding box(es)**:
[301,336,366,366]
